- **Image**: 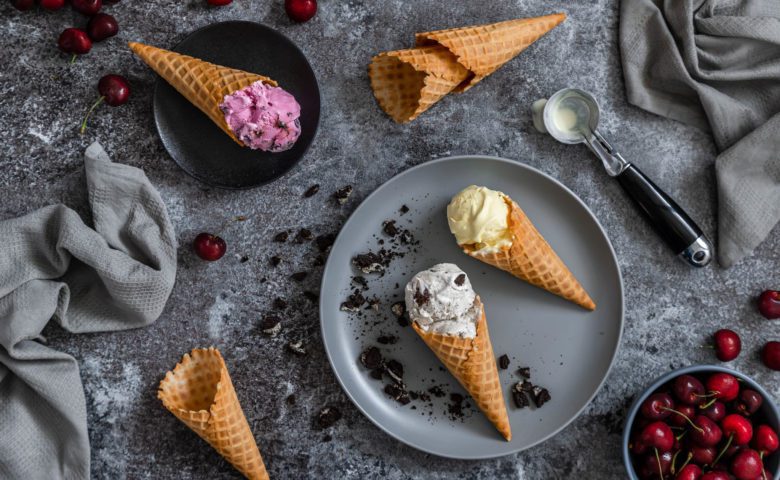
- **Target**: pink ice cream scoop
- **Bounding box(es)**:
[220,81,302,152]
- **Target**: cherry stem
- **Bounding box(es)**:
[699,397,718,410]
[671,450,680,475]
[660,406,704,433]
[654,448,663,480]
[70,53,77,64]
[678,452,693,472]
[712,433,734,467]
[80,96,105,134]
[696,391,719,400]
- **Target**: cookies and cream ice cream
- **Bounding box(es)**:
[404,263,481,338]
[447,185,513,252]
[220,81,301,152]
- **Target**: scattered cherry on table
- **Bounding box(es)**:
[759,290,780,319]
[72,0,102,15]
[58,28,93,57]
[713,329,741,361]
[285,0,317,22]
[41,0,66,10]
[762,341,780,371]
[87,13,119,41]
[80,74,130,133]
[193,233,227,261]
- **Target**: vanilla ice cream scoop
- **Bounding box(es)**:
[404,263,480,338]
[447,185,513,252]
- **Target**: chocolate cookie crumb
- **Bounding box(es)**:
[512,383,530,409]
[273,231,289,242]
[384,383,411,405]
[399,230,413,244]
[532,386,551,408]
[240,256,249,263]
[518,380,533,393]
[295,228,314,243]
[454,274,466,286]
[369,368,384,380]
[287,340,306,356]
[366,297,380,311]
[397,316,409,327]
[448,393,465,418]
[390,302,405,317]
[316,406,341,429]
[351,252,385,274]
[333,185,353,205]
[261,315,281,337]
[303,291,319,302]
[382,220,399,237]
[316,233,336,253]
[285,394,296,406]
[303,184,320,198]
[498,354,510,370]
[290,271,308,282]
[400,205,409,215]
[270,256,282,267]
[272,298,288,310]
[384,359,404,384]
[377,335,398,345]
[340,292,365,312]
[351,276,368,290]
[413,288,430,306]
[428,385,445,398]
[518,367,531,379]
[359,346,382,369]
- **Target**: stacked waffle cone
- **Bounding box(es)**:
[369,14,566,123]
[158,348,269,480]
[412,299,511,441]
[465,197,596,310]
[128,42,277,146]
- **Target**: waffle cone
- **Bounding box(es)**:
[465,198,595,310]
[158,348,269,480]
[416,13,567,92]
[412,300,511,441]
[128,42,277,146]
[368,45,471,123]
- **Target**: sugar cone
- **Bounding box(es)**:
[465,198,596,310]
[416,13,567,92]
[128,42,277,146]
[412,300,511,441]
[368,45,471,123]
[158,348,269,480]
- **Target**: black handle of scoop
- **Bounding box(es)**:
[616,164,711,266]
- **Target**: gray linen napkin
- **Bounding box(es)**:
[0,143,177,479]
[620,0,780,267]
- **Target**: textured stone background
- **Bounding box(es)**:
[1,0,778,479]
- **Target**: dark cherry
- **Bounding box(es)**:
[702,401,727,422]
[72,0,101,15]
[753,425,779,455]
[758,290,780,319]
[762,341,780,371]
[637,450,672,479]
[639,421,675,452]
[690,444,717,465]
[700,473,730,480]
[675,464,702,480]
[691,415,723,447]
[285,0,317,22]
[80,75,130,133]
[670,404,697,428]
[206,0,232,4]
[87,13,118,41]
[674,375,705,405]
[41,0,66,10]
[58,28,93,55]
[724,416,753,447]
[640,393,674,420]
[735,389,763,417]
[730,448,763,480]
[706,373,740,402]
[193,233,227,261]
[12,0,35,10]
[713,329,741,361]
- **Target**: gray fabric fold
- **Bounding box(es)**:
[620,0,780,267]
[0,143,177,479]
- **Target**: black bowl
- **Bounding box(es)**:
[152,21,320,189]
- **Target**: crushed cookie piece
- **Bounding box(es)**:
[390,302,405,318]
[240,255,249,263]
[498,354,510,370]
[333,185,353,205]
[315,233,336,253]
[377,335,398,345]
[399,230,413,244]
[261,315,281,337]
[518,367,531,379]
[290,271,308,282]
[384,383,410,405]
[366,297,380,311]
[303,184,320,198]
[454,273,466,286]
[385,359,404,383]
[270,256,281,267]
[512,383,530,409]
[413,288,430,306]
[273,231,289,242]
[382,220,399,237]
[351,252,385,274]
[532,386,551,408]
[285,394,296,406]
[359,346,382,369]
[316,406,341,429]
[399,205,409,215]
[287,340,306,356]
[369,368,384,380]
[340,292,365,312]
[272,298,287,310]
[303,290,319,302]
[294,228,314,243]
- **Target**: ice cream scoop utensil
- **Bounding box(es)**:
[537,88,712,267]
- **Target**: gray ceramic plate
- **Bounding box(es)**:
[320,155,624,459]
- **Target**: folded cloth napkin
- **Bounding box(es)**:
[0,143,177,479]
[620,0,780,267]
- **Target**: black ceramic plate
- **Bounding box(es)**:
[152,21,320,189]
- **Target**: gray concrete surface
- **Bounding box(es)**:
[1,0,778,478]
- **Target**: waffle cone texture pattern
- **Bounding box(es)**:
[128,42,277,146]
[466,198,596,311]
[158,348,269,480]
[369,14,566,123]
[412,300,511,441]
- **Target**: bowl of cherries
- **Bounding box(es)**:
[623,365,779,480]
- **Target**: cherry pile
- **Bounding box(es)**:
[629,372,779,480]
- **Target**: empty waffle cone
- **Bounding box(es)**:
[368,45,471,123]
[412,300,511,441]
[464,198,595,310]
[158,348,269,480]
[416,13,567,92]
[128,42,277,146]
